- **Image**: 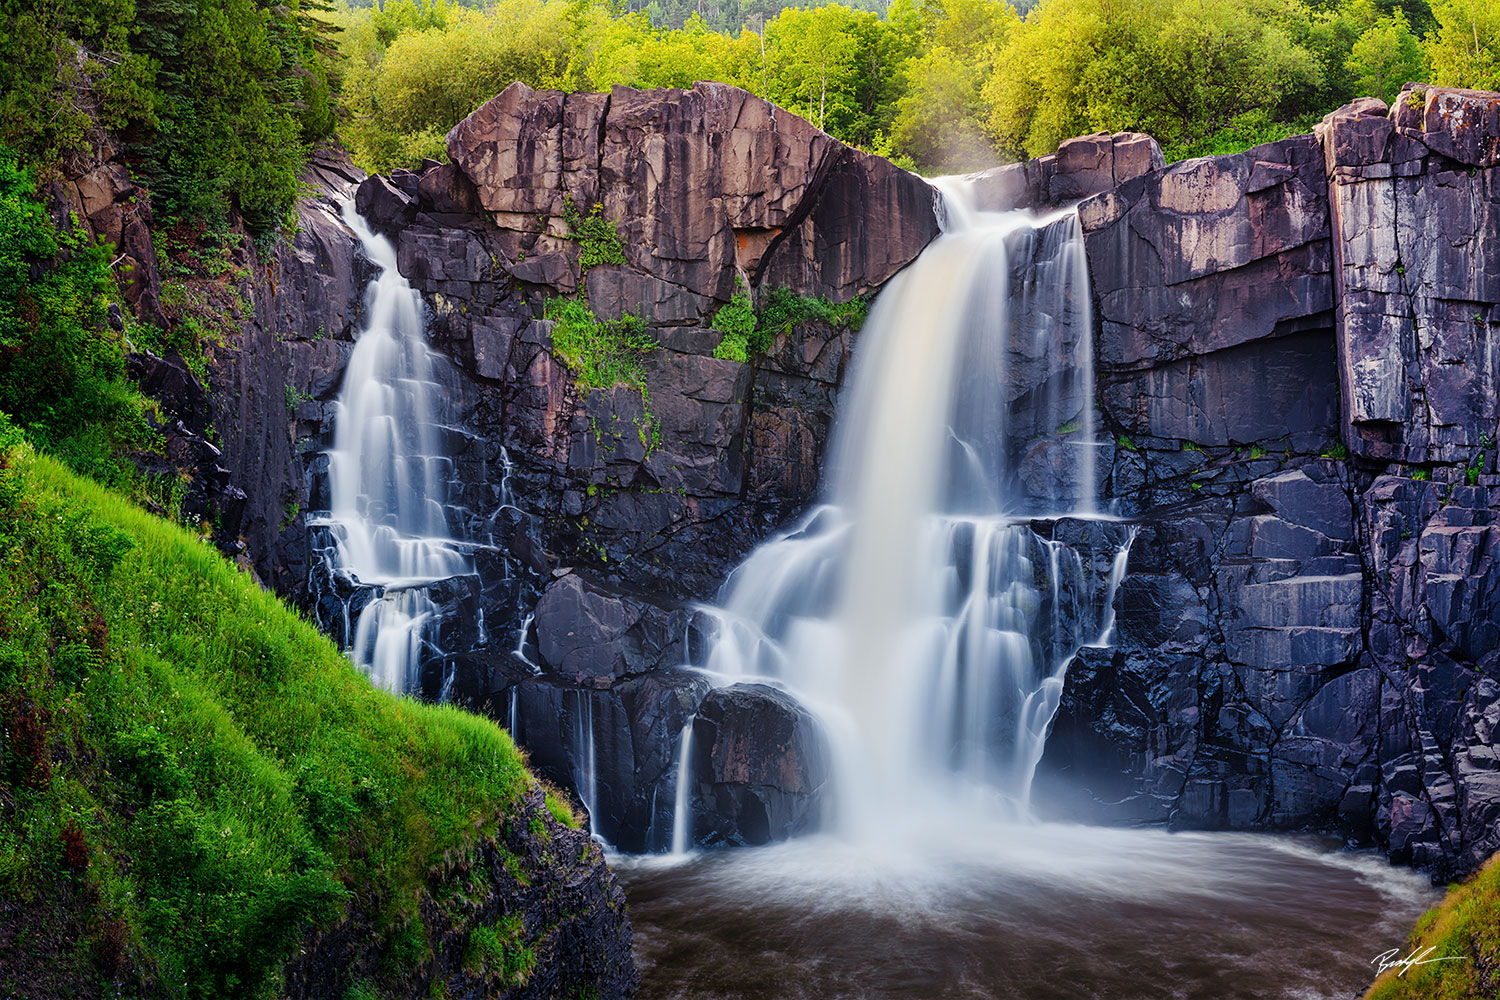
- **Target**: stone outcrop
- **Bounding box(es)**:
[1035,84,1500,880]
[1320,89,1500,465]
[968,131,1166,212]
[685,683,830,846]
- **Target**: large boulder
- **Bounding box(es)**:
[684,684,830,847]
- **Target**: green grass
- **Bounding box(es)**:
[0,418,534,998]
[463,913,536,986]
[1366,852,1500,999]
[545,786,582,829]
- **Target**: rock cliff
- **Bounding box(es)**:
[1037,85,1500,880]
[310,82,936,850]
[177,80,1500,875]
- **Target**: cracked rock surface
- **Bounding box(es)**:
[1039,85,1500,880]
[191,82,1500,869]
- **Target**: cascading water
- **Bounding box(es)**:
[314,203,470,694]
[676,178,1135,842]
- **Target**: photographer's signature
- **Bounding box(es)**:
[1371,945,1468,978]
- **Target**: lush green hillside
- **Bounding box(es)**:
[0,418,584,998]
[1366,855,1500,999]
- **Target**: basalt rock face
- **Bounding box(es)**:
[968,131,1166,212]
[1034,85,1500,880]
[282,786,637,1000]
[295,83,939,850]
[686,684,830,847]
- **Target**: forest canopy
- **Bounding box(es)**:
[3,0,1498,223]
[329,0,1496,176]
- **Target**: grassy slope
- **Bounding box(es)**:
[0,430,576,998]
[1366,854,1500,998]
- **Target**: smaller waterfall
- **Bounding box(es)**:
[670,723,695,855]
[571,690,610,846]
[314,203,469,693]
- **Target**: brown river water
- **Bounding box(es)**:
[613,822,1439,1000]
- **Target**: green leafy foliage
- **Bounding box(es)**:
[327,0,1458,173]
[712,285,869,362]
[0,0,336,229]
[1348,8,1425,104]
[562,197,627,273]
[0,0,144,169]
[0,150,154,487]
[1425,0,1500,92]
[0,427,535,996]
[544,297,658,393]
[711,290,758,362]
[757,284,870,345]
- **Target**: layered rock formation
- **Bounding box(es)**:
[1038,84,1500,879]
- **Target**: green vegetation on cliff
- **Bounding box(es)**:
[0,419,569,997]
[1,0,335,228]
[712,285,870,363]
[0,150,154,488]
[1366,854,1500,999]
[328,0,1499,174]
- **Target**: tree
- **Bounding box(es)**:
[764,5,867,134]
[1347,9,1425,102]
[1425,0,1500,91]
[890,46,994,172]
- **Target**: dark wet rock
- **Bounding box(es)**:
[685,683,829,847]
[533,574,688,687]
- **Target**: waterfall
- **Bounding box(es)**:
[314,203,469,694]
[675,177,1133,845]
[571,690,610,847]
[670,723,695,855]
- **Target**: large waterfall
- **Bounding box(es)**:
[314,203,470,693]
[680,179,1135,839]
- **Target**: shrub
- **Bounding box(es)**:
[563,197,627,274]
[543,297,657,393]
[712,285,870,363]
[710,290,756,362]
